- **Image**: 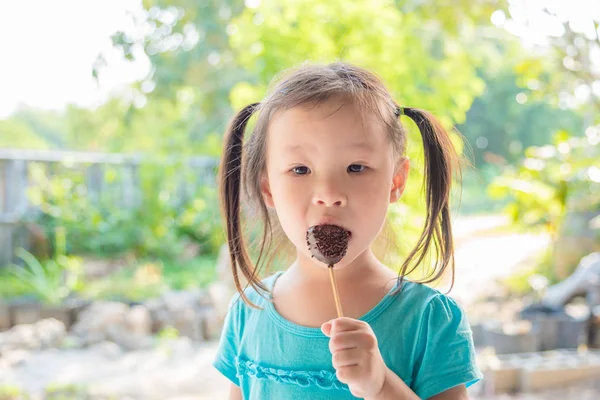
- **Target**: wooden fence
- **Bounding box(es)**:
[0,148,218,267]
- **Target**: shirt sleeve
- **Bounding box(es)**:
[212,293,242,386]
[411,294,483,399]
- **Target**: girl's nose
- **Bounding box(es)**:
[312,185,347,207]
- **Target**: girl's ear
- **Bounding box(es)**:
[390,157,410,203]
[260,175,275,208]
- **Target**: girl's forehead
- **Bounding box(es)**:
[267,100,388,146]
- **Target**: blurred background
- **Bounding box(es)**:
[0,0,599,399]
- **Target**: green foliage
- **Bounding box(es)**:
[83,256,216,301]
[156,325,180,340]
[176,186,223,255]
[26,160,223,260]
[457,165,509,215]
[224,0,496,266]
[100,0,247,156]
[510,10,600,121]
[0,384,26,400]
[0,271,31,299]
[458,68,584,168]
[0,107,68,149]
[9,227,83,305]
[0,118,52,149]
[229,0,486,122]
[44,383,91,399]
[488,128,600,232]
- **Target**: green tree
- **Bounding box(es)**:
[506,6,600,122]
[458,68,583,168]
[102,0,508,154]
[225,0,499,238]
[99,0,512,271]
[0,118,52,149]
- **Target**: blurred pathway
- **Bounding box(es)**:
[441,214,552,306]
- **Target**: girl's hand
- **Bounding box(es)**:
[321,317,387,399]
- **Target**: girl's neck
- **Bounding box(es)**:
[285,248,394,287]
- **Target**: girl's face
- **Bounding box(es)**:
[261,98,409,270]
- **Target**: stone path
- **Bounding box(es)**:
[1,339,229,399]
[446,220,551,306]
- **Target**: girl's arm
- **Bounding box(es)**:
[368,368,469,400]
[429,385,469,400]
[228,383,242,400]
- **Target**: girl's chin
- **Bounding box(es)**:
[312,255,356,270]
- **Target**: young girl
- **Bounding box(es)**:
[213,62,482,399]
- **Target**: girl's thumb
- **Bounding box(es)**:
[321,320,333,337]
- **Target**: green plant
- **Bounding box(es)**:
[156,325,180,340]
[9,227,82,305]
[44,383,90,399]
[0,384,27,400]
[176,186,224,256]
[488,129,600,235]
[82,255,217,301]
[0,271,31,299]
[26,160,224,261]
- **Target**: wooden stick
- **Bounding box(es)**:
[328,265,343,318]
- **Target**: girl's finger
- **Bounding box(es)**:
[332,347,362,369]
[330,317,368,334]
[329,331,360,352]
[329,330,374,353]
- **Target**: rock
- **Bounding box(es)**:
[0,300,10,331]
[0,318,65,353]
[216,244,236,289]
[61,334,86,349]
[2,348,31,367]
[12,304,41,326]
[554,210,600,279]
[0,323,39,351]
[71,301,129,345]
[208,282,233,321]
[144,298,165,333]
[89,340,123,359]
[35,318,66,349]
[162,290,201,312]
[68,301,157,351]
[166,337,194,360]
[147,289,218,341]
[197,290,213,307]
[79,331,106,347]
[171,312,203,342]
[125,305,152,336]
[106,325,153,351]
[198,306,221,340]
[543,252,600,308]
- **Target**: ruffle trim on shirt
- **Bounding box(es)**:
[235,357,348,391]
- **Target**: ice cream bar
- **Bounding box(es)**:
[306,224,351,265]
[306,224,350,318]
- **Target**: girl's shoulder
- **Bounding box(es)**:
[227,271,281,312]
[390,279,466,321]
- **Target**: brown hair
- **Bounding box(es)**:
[218,62,460,307]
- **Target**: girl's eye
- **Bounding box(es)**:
[292,166,310,175]
[348,164,367,173]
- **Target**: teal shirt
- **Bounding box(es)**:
[213,271,482,399]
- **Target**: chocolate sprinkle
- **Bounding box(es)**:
[306,224,351,265]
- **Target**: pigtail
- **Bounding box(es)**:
[218,103,268,307]
[400,107,460,290]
